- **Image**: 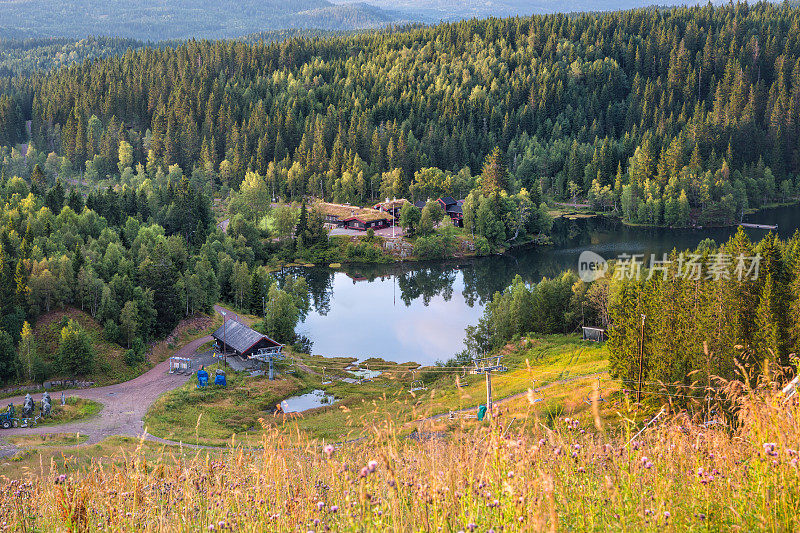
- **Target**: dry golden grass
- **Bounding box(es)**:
[1,375,798,532]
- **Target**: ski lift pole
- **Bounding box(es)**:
[485,370,493,420]
[269,354,274,381]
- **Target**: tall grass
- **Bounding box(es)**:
[1,378,798,531]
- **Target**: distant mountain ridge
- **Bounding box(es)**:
[333,0,729,20]
[0,0,408,40]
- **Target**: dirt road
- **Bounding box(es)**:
[0,306,246,456]
[0,337,215,448]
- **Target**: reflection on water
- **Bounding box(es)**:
[280,389,337,413]
[292,205,800,365]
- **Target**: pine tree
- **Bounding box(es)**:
[481,147,508,194]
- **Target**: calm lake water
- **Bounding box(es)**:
[294,205,800,365]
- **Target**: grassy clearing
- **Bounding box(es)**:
[145,335,610,444]
[34,309,137,386]
[287,336,610,440]
[1,377,798,531]
[144,363,312,446]
[5,433,89,447]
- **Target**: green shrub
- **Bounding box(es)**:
[413,234,457,259]
[474,235,491,256]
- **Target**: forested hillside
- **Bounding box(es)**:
[1,3,799,229]
[0,0,405,40]
[0,37,144,76]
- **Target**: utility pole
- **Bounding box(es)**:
[485,370,493,419]
[221,310,228,368]
[474,354,507,421]
[636,313,646,405]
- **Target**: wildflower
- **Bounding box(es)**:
[368,460,379,472]
[359,467,370,479]
[55,474,67,484]
[330,505,339,513]
[316,501,325,511]
[577,466,586,473]
[208,526,215,531]
[466,522,477,531]
[538,438,546,446]
[507,471,514,478]
[763,443,778,457]
[323,444,335,458]
[664,511,671,520]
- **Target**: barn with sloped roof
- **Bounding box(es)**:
[211,319,282,358]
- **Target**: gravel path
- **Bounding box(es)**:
[0,306,248,456]
[0,338,215,448]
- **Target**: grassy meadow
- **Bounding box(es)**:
[143,336,612,445]
[1,376,797,531]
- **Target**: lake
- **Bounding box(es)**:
[293,205,800,365]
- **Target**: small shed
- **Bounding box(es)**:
[212,319,282,358]
[582,327,607,342]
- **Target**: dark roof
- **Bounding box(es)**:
[413,200,427,209]
[446,204,463,215]
[212,319,281,354]
[439,196,457,207]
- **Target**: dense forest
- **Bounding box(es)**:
[0,0,404,40]
[607,228,800,394]
[0,37,144,77]
[0,174,313,384]
[0,3,799,228]
[5,3,800,384]
[463,227,800,400]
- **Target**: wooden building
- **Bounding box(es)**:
[212,319,283,358]
[437,197,465,227]
[316,202,394,230]
[373,199,410,218]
